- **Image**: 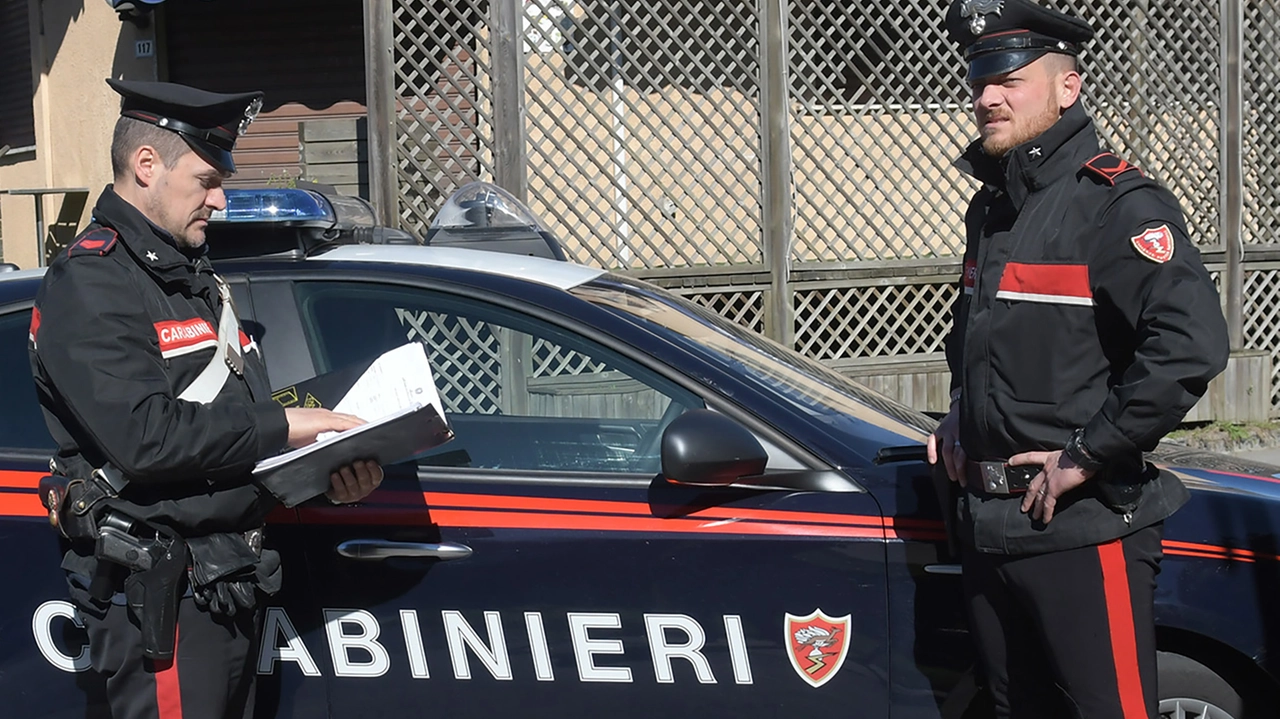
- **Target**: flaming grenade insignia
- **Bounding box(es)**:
[785,609,852,688]
[961,0,1005,36]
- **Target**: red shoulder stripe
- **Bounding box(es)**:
[1082,153,1143,186]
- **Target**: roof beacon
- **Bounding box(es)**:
[425,182,567,261]
[212,189,337,226]
[206,186,416,259]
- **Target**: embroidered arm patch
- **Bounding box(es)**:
[1130,224,1175,263]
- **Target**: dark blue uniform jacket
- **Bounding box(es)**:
[29,187,288,546]
[946,102,1229,554]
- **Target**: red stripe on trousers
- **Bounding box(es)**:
[155,623,183,719]
[1098,540,1147,719]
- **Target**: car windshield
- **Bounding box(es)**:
[572,275,935,444]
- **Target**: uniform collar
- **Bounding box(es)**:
[954,102,1098,209]
[91,186,212,281]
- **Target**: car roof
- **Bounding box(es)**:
[0,245,608,303]
[0,268,48,283]
[308,245,605,290]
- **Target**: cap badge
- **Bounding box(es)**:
[238,96,263,136]
[961,0,1005,36]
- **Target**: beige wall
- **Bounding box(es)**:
[0,0,158,268]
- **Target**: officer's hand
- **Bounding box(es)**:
[327,459,384,504]
[284,408,366,448]
[1010,450,1094,524]
[927,405,966,487]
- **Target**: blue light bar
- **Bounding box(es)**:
[211,189,336,225]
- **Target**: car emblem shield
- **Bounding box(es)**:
[961,0,1004,36]
[786,609,851,688]
[1130,224,1175,263]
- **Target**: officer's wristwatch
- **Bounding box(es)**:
[1064,428,1104,472]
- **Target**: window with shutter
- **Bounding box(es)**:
[0,2,36,152]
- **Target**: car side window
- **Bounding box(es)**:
[0,309,55,452]
[294,281,704,475]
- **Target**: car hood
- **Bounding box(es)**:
[1149,443,1280,499]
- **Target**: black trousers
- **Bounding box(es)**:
[962,523,1162,719]
[81,595,260,719]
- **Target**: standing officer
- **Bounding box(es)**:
[29,80,384,719]
[927,1,1229,717]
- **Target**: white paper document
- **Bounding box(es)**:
[322,342,444,436]
[252,403,425,475]
[253,342,450,477]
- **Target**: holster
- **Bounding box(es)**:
[40,477,110,540]
[40,465,125,541]
[120,528,188,661]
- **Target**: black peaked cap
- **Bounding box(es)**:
[945,0,1094,82]
[107,78,264,174]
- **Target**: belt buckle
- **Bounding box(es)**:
[980,462,1011,495]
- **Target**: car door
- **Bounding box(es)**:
[0,302,93,719]
[258,276,894,718]
[0,285,327,719]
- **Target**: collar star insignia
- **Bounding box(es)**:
[146,250,159,262]
[1029,146,1043,159]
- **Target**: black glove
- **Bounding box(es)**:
[187,533,271,617]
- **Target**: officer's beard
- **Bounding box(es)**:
[146,194,209,251]
[980,95,1062,159]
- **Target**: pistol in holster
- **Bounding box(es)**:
[94,512,189,662]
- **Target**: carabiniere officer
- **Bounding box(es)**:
[29,79,382,719]
[927,1,1230,717]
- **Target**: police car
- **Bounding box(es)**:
[1,184,1277,719]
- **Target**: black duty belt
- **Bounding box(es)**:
[966,461,1042,496]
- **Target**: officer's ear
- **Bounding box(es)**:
[131,145,164,187]
[1053,61,1082,112]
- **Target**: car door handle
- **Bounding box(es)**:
[924,563,963,575]
[336,539,473,561]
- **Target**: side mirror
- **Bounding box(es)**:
[659,409,865,493]
[661,409,767,486]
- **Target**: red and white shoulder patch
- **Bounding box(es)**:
[1083,153,1143,186]
[154,318,217,358]
[1130,224,1175,263]
[66,228,119,258]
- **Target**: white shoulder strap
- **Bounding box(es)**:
[176,276,243,404]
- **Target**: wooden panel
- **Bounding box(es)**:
[830,350,1273,425]
[298,117,370,197]
[303,164,365,186]
[1184,350,1272,423]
